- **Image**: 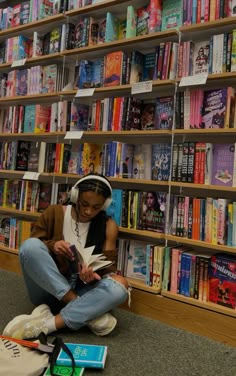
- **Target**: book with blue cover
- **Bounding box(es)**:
[56,343,108,368]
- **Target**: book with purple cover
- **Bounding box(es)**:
[201,88,227,128]
[211,144,235,186]
[154,96,174,130]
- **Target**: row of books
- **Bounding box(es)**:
[0,0,63,30]
[182,0,236,25]
[71,96,174,132]
[0,216,33,250]
[0,178,73,213]
[1,64,68,97]
[172,142,236,186]
[169,194,236,247]
[74,44,178,91]
[117,239,165,288]
[178,31,236,78]
[0,102,70,134]
[1,1,236,34]
[168,247,236,310]
[118,238,236,310]
[175,87,236,129]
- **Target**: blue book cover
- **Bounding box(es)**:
[151,143,171,181]
[56,343,108,369]
[91,58,103,87]
[23,105,36,133]
[106,188,123,225]
[70,103,89,131]
[78,60,93,89]
[154,96,174,130]
[105,12,119,42]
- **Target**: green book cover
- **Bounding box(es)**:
[161,0,183,31]
[44,365,84,375]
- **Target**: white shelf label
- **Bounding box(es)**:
[179,74,208,87]
[11,58,26,68]
[64,131,83,139]
[75,88,95,97]
[131,81,153,95]
[23,171,40,180]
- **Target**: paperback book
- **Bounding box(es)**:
[69,244,113,271]
[56,343,108,368]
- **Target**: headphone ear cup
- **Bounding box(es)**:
[103,197,112,210]
[70,187,79,204]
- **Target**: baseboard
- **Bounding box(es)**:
[1,252,235,347]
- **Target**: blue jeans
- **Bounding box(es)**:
[19,238,128,330]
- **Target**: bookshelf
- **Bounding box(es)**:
[1,0,236,343]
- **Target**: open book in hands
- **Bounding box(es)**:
[69,244,113,272]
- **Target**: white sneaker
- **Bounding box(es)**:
[87,313,117,336]
[3,304,54,339]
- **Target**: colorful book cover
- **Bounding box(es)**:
[125,97,143,130]
[126,5,137,38]
[73,18,89,49]
[120,143,135,178]
[91,59,103,87]
[28,142,40,172]
[23,105,36,133]
[80,143,103,175]
[126,240,147,280]
[88,17,99,45]
[192,40,210,75]
[44,365,84,375]
[76,60,93,89]
[161,0,183,31]
[209,253,236,309]
[140,102,155,130]
[129,51,144,84]
[151,143,171,181]
[149,0,162,33]
[70,103,89,131]
[211,144,235,186]
[56,343,107,368]
[34,105,51,133]
[142,52,156,81]
[67,144,83,174]
[136,4,150,36]
[39,0,54,19]
[97,17,107,44]
[154,96,174,130]
[103,51,123,87]
[106,188,123,225]
[16,69,28,96]
[15,140,31,171]
[42,64,57,93]
[49,26,61,54]
[105,12,119,42]
[20,1,30,25]
[201,88,227,128]
[38,183,52,212]
[141,191,167,232]
[133,144,152,180]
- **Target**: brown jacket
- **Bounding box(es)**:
[31,204,117,276]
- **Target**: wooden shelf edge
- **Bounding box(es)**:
[127,277,160,294]
[180,16,236,34]
[0,245,18,256]
[166,235,236,254]
[162,291,236,318]
[0,207,41,219]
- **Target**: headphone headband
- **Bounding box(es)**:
[70,174,112,210]
[72,174,112,194]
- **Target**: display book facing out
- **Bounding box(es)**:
[1,0,236,325]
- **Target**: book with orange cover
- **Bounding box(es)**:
[103,51,123,87]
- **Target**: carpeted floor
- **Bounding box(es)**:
[0,269,236,376]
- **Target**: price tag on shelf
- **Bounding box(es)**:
[11,58,26,68]
[179,74,208,87]
[131,81,153,95]
[64,131,83,139]
[23,171,40,181]
[75,88,95,97]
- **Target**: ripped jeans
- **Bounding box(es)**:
[19,238,129,330]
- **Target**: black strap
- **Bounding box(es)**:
[38,332,76,376]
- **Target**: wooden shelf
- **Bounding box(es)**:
[127,277,160,294]
[166,234,236,255]
[0,207,41,219]
[0,244,19,256]
[0,93,60,106]
[162,291,236,318]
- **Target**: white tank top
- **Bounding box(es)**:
[63,205,90,248]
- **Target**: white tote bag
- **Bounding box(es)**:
[0,338,49,376]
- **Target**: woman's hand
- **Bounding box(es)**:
[53,240,74,261]
[79,264,101,284]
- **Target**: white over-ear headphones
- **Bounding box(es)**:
[70,174,112,210]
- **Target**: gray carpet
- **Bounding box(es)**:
[0,269,236,376]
